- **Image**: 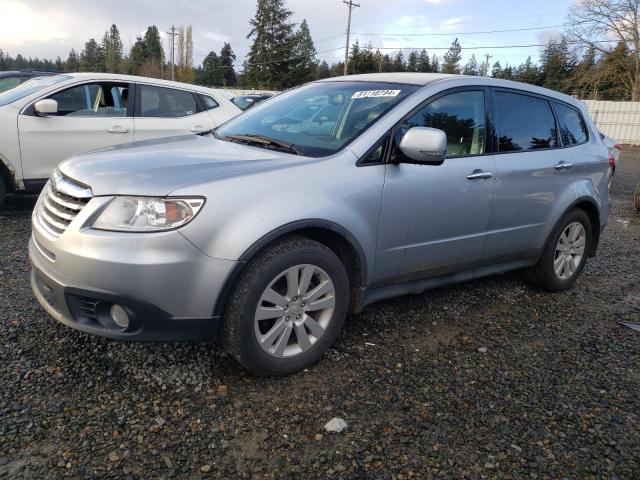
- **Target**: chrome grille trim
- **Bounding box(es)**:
[36,170,92,238]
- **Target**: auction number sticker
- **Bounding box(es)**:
[352,89,401,99]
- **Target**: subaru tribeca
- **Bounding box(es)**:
[30,73,613,375]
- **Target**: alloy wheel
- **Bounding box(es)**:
[553,221,586,280]
[254,264,336,358]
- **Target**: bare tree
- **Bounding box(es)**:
[568,0,640,100]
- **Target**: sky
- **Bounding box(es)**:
[0,0,576,70]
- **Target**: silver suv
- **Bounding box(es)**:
[30,73,614,375]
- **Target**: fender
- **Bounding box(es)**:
[212,219,369,318]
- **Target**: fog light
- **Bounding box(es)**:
[109,304,130,330]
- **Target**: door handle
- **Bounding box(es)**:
[554,161,574,170]
[466,170,494,180]
[107,126,130,134]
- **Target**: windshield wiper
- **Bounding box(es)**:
[224,134,302,156]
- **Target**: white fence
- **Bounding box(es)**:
[583,100,640,145]
[217,88,280,97]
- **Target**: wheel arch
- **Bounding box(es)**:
[213,219,369,320]
[0,156,17,193]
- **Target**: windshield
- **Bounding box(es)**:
[216,81,419,157]
[0,75,71,106]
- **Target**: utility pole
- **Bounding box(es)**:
[343,0,360,76]
[483,53,492,77]
[166,25,178,81]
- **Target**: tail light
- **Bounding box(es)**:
[614,144,622,151]
[608,151,616,172]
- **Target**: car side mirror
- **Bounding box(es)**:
[34,99,58,116]
[398,127,447,165]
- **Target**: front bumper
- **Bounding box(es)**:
[29,215,239,341]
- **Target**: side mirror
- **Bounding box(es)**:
[398,127,447,164]
[34,99,58,116]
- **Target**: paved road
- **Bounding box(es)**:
[1,154,639,478]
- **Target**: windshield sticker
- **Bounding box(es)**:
[352,89,401,99]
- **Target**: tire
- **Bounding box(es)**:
[221,235,350,376]
[635,183,640,212]
[526,209,593,292]
[0,178,6,209]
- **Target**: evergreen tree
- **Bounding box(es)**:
[65,49,79,72]
[103,24,123,73]
[392,51,405,72]
[540,37,576,92]
[514,56,539,85]
[431,54,440,73]
[417,49,431,72]
[491,61,503,78]
[199,51,224,86]
[317,60,330,79]
[407,51,418,72]
[220,43,237,86]
[288,19,317,85]
[143,26,164,63]
[245,0,295,89]
[442,38,462,74]
[348,41,362,74]
[463,54,479,76]
[79,38,105,72]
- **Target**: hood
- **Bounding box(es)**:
[59,135,302,196]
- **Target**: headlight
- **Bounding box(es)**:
[92,196,205,232]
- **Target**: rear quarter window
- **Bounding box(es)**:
[554,102,589,146]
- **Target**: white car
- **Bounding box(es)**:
[0,73,241,206]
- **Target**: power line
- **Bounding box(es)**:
[367,39,620,51]
[351,24,573,37]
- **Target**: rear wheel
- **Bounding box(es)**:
[221,236,349,376]
[526,209,592,292]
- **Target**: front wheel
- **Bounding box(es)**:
[526,209,592,292]
[221,236,349,376]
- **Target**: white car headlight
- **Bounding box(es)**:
[92,196,205,232]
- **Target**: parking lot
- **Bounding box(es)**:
[0,154,638,478]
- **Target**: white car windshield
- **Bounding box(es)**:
[215,81,419,157]
[0,75,71,106]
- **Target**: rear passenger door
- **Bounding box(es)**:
[132,84,215,141]
[483,90,575,261]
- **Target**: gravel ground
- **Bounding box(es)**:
[1,154,639,479]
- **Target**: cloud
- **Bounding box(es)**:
[441,16,472,27]
[0,1,70,48]
[203,31,231,43]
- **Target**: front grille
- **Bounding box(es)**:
[36,170,92,237]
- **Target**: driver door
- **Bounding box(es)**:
[374,88,497,283]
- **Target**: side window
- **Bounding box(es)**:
[139,85,197,118]
[48,83,128,117]
[396,90,486,158]
[495,91,557,151]
[554,102,588,146]
[361,134,389,165]
[199,94,219,110]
